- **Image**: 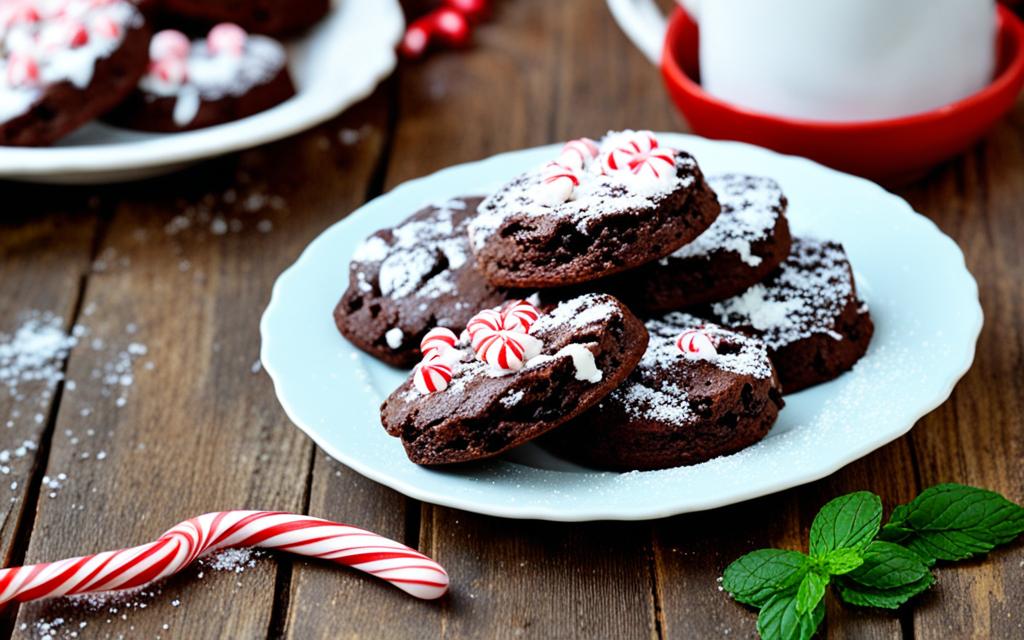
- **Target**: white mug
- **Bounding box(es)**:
[608,0,998,122]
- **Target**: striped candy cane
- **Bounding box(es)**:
[0,511,449,604]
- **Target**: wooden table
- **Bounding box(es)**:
[1,1,1021,637]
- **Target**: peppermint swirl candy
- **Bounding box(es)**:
[414,355,453,394]
[601,130,676,185]
[675,328,718,360]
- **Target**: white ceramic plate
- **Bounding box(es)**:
[260,134,983,521]
[0,0,404,184]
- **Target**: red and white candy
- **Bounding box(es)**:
[414,356,453,394]
[420,327,458,358]
[0,511,449,604]
[533,161,580,206]
[207,22,247,56]
[38,19,89,49]
[150,29,191,61]
[466,308,503,340]
[147,57,187,85]
[5,52,39,87]
[501,299,539,333]
[676,328,717,360]
[557,137,598,170]
[601,131,676,184]
[89,14,121,39]
[474,330,540,371]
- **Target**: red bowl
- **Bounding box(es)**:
[661,5,1024,183]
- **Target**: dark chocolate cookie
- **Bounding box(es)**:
[707,237,873,393]
[468,130,721,288]
[544,313,783,471]
[335,197,518,368]
[105,24,294,132]
[158,0,329,36]
[380,293,649,465]
[609,174,792,313]
[0,0,149,146]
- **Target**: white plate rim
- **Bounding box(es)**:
[0,0,404,179]
[260,135,983,521]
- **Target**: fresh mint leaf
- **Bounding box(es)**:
[809,491,882,556]
[844,541,931,589]
[821,548,864,575]
[836,574,933,609]
[723,549,810,607]
[879,484,1024,565]
[835,541,933,609]
[757,590,824,640]
[795,571,828,615]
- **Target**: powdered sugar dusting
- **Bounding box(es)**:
[711,238,859,350]
[668,174,784,267]
[354,200,470,300]
[470,130,696,248]
[606,313,774,429]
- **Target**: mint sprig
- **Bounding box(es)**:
[722,484,1024,640]
[878,484,1024,565]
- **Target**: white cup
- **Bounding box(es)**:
[610,0,998,122]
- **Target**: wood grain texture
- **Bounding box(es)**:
[896,99,1024,640]
[0,188,99,571]
[7,93,391,638]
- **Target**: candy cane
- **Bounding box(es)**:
[0,511,449,604]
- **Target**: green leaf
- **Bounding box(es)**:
[795,571,829,614]
[845,541,931,589]
[757,591,825,640]
[809,491,883,556]
[836,573,934,609]
[722,549,810,607]
[835,540,934,609]
[879,483,1024,565]
[821,548,864,575]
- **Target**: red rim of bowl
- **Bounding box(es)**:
[661,4,1024,132]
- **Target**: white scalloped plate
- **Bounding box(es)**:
[0,0,403,184]
[260,134,983,521]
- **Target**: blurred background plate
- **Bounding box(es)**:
[0,0,404,184]
[261,134,983,521]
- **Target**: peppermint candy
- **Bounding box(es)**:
[5,52,39,87]
[39,19,89,49]
[414,355,453,394]
[89,14,121,39]
[473,330,542,371]
[601,131,676,184]
[466,308,503,339]
[420,327,457,358]
[676,328,717,360]
[207,22,247,56]
[150,29,190,61]
[148,57,187,85]
[500,299,539,333]
[557,137,598,170]
[533,161,580,206]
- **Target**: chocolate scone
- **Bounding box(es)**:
[468,130,720,288]
[105,24,294,132]
[609,174,792,313]
[707,237,873,393]
[158,0,329,36]
[335,197,518,368]
[380,294,649,465]
[0,0,149,146]
[544,313,784,471]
